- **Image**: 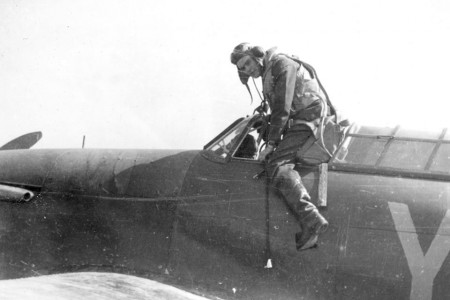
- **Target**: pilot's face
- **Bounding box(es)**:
[236,55,262,78]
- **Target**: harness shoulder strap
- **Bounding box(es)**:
[280,53,337,117]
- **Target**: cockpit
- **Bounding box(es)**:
[203,116,450,180]
[203,115,265,161]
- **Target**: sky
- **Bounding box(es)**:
[1,0,450,149]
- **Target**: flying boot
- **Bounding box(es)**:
[295,209,329,251]
[272,165,328,250]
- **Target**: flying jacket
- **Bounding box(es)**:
[262,48,328,144]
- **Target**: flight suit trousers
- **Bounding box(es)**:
[266,124,317,221]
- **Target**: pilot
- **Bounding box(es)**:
[230,43,329,250]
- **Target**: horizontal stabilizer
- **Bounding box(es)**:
[0,131,42,150]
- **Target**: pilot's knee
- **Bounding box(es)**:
[272,165,298,188]
[275,165,298,181]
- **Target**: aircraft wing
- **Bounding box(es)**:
[0,272,212,300]
[0,131,42,150]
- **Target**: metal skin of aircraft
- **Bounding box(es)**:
[0,272,212,300]
[1,114,450,300]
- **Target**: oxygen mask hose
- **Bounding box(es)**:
[245,82,253,104]
[252,78,267,115]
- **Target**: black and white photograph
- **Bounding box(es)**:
[1,0,450,299]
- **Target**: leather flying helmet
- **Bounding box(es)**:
[230,43,265,84]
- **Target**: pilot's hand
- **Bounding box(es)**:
[258,144,275,161]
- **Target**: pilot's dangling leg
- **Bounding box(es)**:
[272,164,329,250]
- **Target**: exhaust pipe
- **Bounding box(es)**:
[0,184,35,202]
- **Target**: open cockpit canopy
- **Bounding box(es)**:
[331,125,450,179]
